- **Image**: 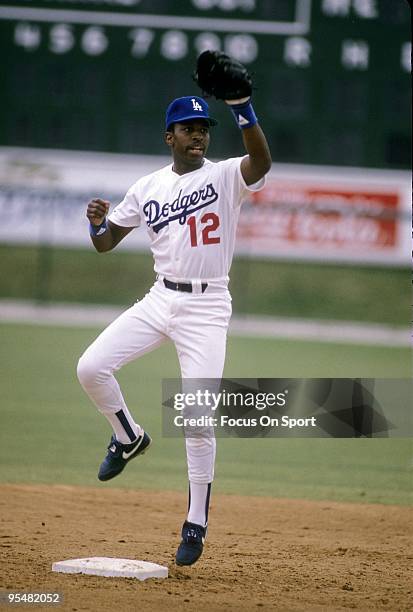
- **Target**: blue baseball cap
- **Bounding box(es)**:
[165,96,218,131]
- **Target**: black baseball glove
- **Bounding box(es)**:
[193,50,253,101]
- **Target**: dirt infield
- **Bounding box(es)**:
[0,485,411,612]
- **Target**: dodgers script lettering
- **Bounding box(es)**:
[143,183,219,233]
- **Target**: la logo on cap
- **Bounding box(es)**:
[192,98,203,111]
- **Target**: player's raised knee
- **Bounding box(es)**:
[77,353,100,388]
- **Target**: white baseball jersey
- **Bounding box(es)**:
[108,156,265,282]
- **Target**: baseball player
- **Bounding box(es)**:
[77,51,271,566]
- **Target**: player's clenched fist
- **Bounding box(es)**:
[87,198,110,226]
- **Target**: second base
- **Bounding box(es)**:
[52,557,168,580]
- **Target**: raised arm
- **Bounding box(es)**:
[239,123,272,186]
[193,51,272,186]
[225,98,272,185]
[87,198,133,253]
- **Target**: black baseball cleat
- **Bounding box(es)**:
[175,521,206,566]
[98,431,152,481]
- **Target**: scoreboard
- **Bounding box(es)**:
[0,0,410,168]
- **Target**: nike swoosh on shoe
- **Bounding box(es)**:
[122,436,144,460]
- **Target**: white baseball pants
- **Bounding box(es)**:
[77,279,232,484]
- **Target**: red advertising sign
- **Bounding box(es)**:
[237,180,404,262]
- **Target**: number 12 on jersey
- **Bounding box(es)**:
[187,213,221,247]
